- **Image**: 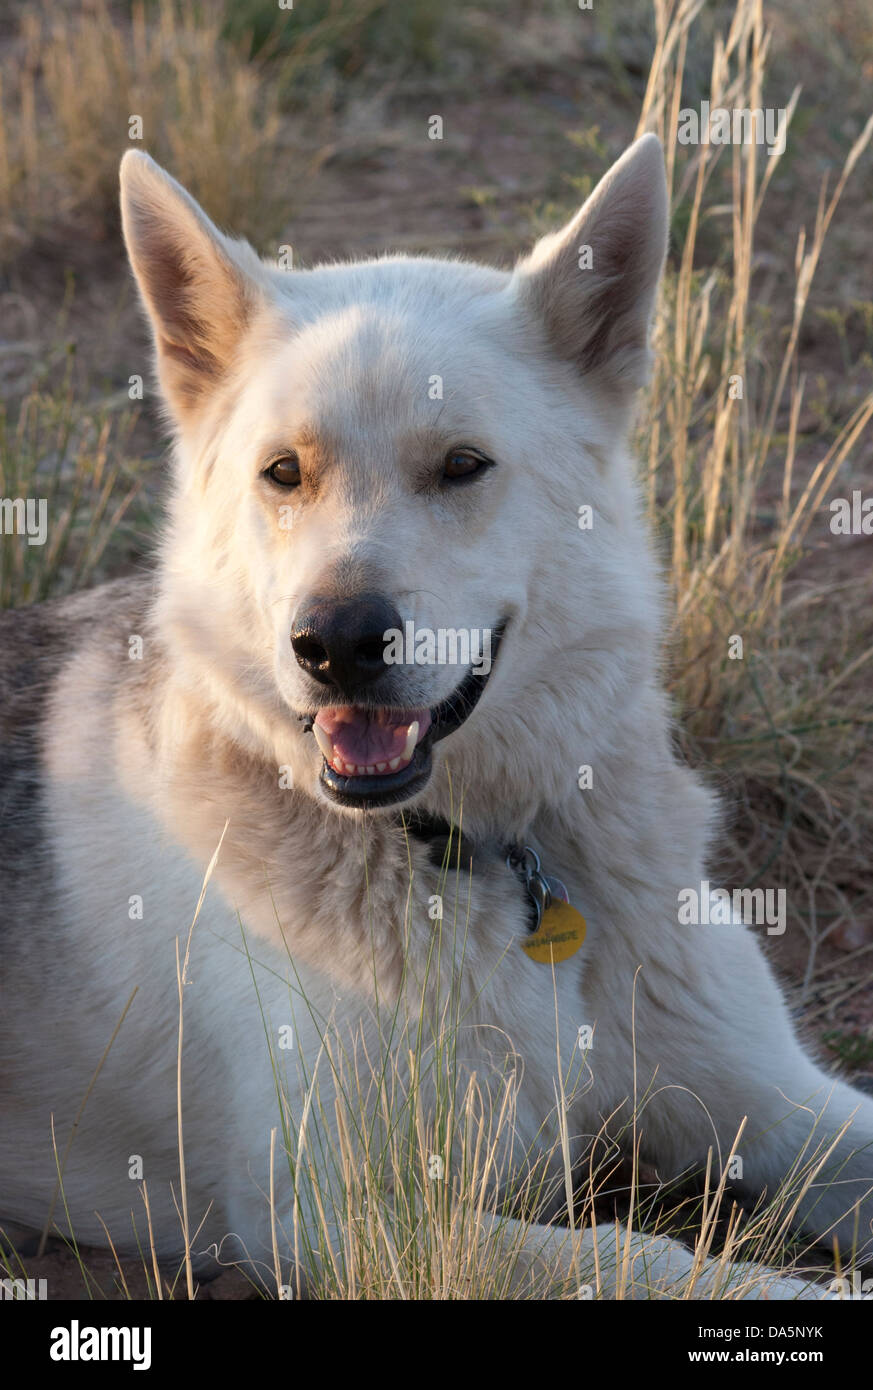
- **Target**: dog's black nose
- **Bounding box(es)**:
[291,594,402,695]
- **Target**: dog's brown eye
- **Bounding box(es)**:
[266,453,301,487]
[442,448,493,483]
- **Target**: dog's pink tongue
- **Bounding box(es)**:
[313,706,431,776]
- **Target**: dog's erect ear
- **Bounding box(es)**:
[120,151,267,422]
[513,134,668,394]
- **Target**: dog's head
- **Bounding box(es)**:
[120,137,667,817]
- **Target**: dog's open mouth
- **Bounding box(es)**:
[313,705,432,779]
[306,622,504,809]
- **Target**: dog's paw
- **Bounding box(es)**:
[695,1263,821,1301]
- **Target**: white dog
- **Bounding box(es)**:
[0,136,869,1298]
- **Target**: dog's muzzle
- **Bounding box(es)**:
[295,617,506,810]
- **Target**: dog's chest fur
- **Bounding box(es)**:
[5,580,583,1047]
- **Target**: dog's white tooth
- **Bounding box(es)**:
[366,765,376,775]
[389,756,401,771]
[345,762,357,775]
[376,762,387,772]
[402,720,419,762]
[312,723,333,762]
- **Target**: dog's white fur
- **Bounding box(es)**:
[1,136,870,1299]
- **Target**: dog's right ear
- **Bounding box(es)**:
[120,152,267,424]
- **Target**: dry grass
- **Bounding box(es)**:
[635,0,873,994]
[0,379,142,606]
[0,0,291,262]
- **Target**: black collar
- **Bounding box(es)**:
[398,810,479,869]
[397,811,541,930]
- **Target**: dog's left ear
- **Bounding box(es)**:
[512,134,668,394]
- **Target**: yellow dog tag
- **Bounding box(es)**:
[521,901,587,964]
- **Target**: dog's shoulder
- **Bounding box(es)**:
[0,576,149,717]
[0,579,152,902]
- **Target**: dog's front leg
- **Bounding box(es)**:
[398,843,823,1300]
[628,924,873,1263]
[476,1213,818,1299]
